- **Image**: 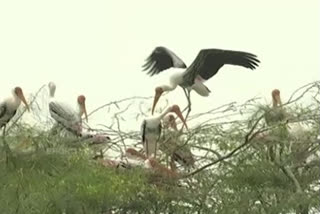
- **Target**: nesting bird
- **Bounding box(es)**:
[141,105,188,158]
[48,82,88,136]
[160,114,195,169]
[0,87,30,132]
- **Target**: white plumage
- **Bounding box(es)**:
[48,82,88,136]
[0,87,30,130]
[141,105,188,158]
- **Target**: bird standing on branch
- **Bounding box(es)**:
[142,46,260,114]
[0,86,30,164]
[141,105,188,158]
[48,82,88,136]
[160,114,195,170]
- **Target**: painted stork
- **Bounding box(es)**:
[264,89,287,125]
[160,114,195,169]
[0,86,29,163]
[259,89,287,162]
[0,87,30,133]
[125,148,178,177]
[142,46,260,114]
[48,82,88,136]
[141,104,188,158]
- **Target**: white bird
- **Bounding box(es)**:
[0,86,30,133]
[0,86,29,163]
[48,82,88,136]
[142,46,260,114]
[264,89,286,125]
[141,104,188,158]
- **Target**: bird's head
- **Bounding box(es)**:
[164,114,178,130]
[151,87,164,115]
[272,89,282,107]
[14,87,30,111]
[169,105,188,131]
[77,95,88,122]
[48,82,56,97]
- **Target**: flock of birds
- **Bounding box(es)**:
[0,46,262,175]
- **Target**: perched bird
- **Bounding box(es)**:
[141,105,188,158]
[264,89,287,125]
[160,114,195,169]
[261,89,289,162]
[48,82,88,136]
[142,46,260,114]
[144,157,179,179]
[0,86,30,164]
[0,87,30,132]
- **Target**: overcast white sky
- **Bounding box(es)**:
[0,0,319,129]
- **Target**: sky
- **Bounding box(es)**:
[0,0,319,130]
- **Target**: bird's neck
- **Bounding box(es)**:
[77,103,83,117]
[161,83,177,92]
[156,107,172,120]
[272,99,280,108]
[49,87,55,98]
[8,95,21,109]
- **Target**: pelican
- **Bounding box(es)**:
[142,46,260,114]
[161,114,195,169]
[0,87,30,133]
[48,82,88,136]
[141,104,188,158]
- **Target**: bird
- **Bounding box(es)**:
[141,104,188,158]
[160,114,195,169]
[0,86,30,164]
[142,46,260,114]
[0,86,30,132]
[48,82,88,136]
[264,89,287,125]
[261,89,290,162]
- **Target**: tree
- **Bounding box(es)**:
[0,81,319,214]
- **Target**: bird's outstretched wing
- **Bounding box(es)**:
[182,49,260,86]
[142,46,187,76]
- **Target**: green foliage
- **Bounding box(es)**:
[0,82,319,213]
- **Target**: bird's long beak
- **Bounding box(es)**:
[81,103,88,122]
[17,91,30,111]
[151,90,163,115]
[173,109,188,131]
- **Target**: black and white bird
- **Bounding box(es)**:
[0,86,30,133]
[141,105,188,158]
[142,46,260,114]
[0,86,29,163]
[48,82,88,136]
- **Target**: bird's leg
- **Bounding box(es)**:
[185,89,192,121]
[2,125,14,166]
[181,88,189,113]
[145,140,149,158]
[154,140,158,159]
